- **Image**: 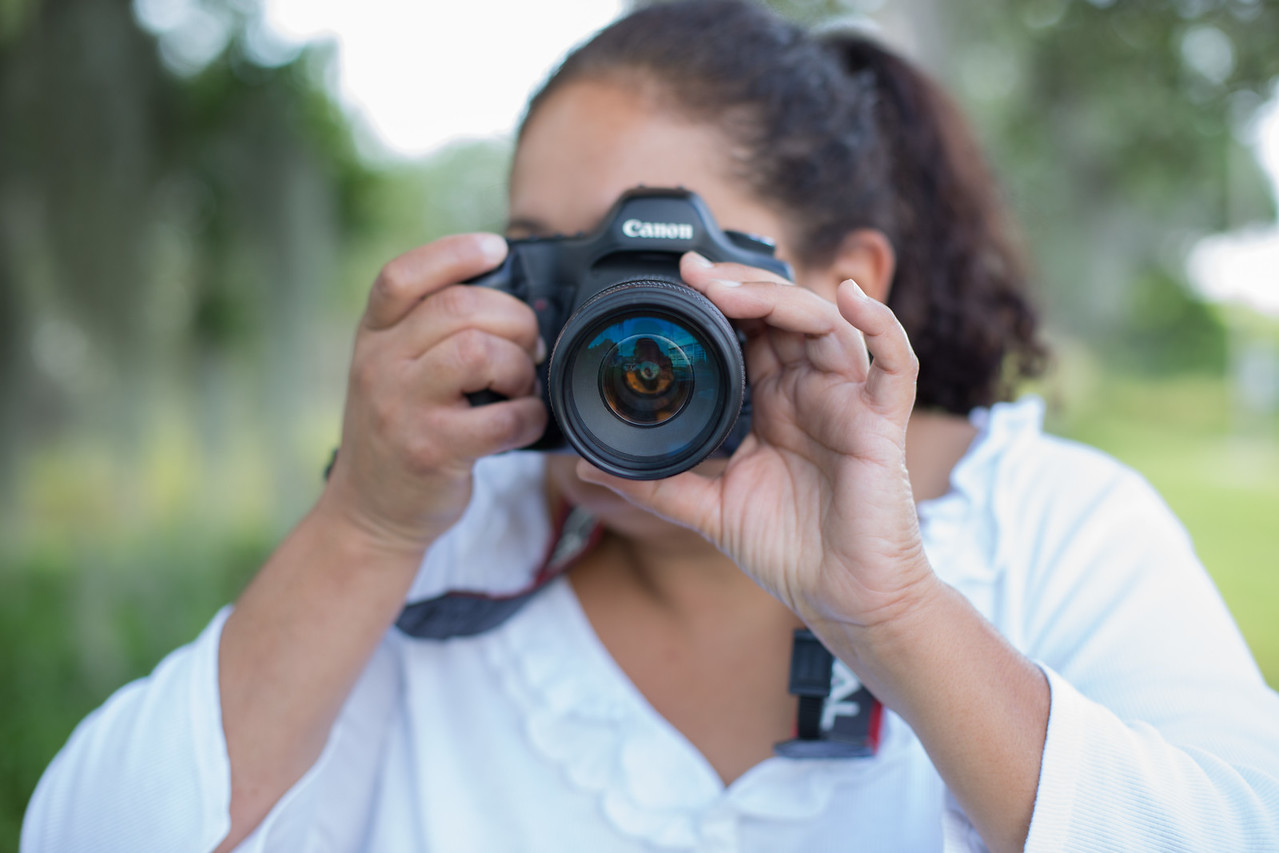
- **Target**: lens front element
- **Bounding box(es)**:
[599,328,694,426]
[549,278,746,480]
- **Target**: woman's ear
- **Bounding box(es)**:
[795,229,896,304]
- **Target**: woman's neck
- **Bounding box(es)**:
[904,408,979,503]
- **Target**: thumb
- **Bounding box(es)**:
[575,460,724,544]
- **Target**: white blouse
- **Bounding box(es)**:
[22,398,1279,852]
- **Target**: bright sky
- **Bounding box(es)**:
[261,0,625,157]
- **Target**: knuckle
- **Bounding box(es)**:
[900,334,921,373]
[404,417,447,472]
[513,358,537,394]
[368,393,398,436]
[374,258,414,303]
[900,351,920,379]
[451,328,492,374]
[433,283,478,319]
[350,353,386,403]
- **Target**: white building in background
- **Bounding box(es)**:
[1187,96,1279,419]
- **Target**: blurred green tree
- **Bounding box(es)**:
[0,2,401,845]
[0,0,382,518]
[931,0,1278,366]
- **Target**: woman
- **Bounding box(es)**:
[23,3,1279,852]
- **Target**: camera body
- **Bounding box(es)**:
[468,187,792,480]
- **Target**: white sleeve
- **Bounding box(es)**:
[21,608,233,853]
[21,606,399,853]
[1017,468,1279,851]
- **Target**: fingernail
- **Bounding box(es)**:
[534,336,548,365]
[711,278,742,288]
[846,280,867,299]
[478,233,508,262]
[685,251,714,269]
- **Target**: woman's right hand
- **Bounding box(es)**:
[211,234,544,852]
[318,233,548,558]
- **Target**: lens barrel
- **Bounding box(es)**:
[548,279,745,480]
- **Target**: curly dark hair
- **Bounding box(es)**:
[521,0,1048,414]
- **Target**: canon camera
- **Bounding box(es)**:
[468,187,792,480]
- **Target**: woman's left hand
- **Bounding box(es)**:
[577,252,939,632]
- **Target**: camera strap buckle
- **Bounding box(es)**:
[774,629,883,759]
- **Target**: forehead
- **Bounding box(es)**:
[509,80,782,242]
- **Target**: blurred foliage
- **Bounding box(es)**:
[0,0,389,521]
[1119,266,1229,374]
[0,526,269,847]
[0,0,389,844]
[890,0,1279,348]
[2,0,1279,850]
[715,0,1279,356]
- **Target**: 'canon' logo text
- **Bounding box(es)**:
[622,218,694,240]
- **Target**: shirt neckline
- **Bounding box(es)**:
[917,396,1045,517]
[483,576,889,848]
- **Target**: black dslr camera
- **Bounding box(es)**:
[468,187,792,480]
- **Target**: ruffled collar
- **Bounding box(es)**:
[483,580,900,848]
[449,402,1053,845]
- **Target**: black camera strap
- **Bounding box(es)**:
[374,446,883,760]
[775,629,883,758]
[395,505,602,639]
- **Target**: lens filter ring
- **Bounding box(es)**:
[548,278,745,480]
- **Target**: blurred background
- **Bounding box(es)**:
[1,0,1277,845]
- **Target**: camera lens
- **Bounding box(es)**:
[598,327,694,426]
[547,279,745,480]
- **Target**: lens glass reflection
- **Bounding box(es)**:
[589,317,703,426]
